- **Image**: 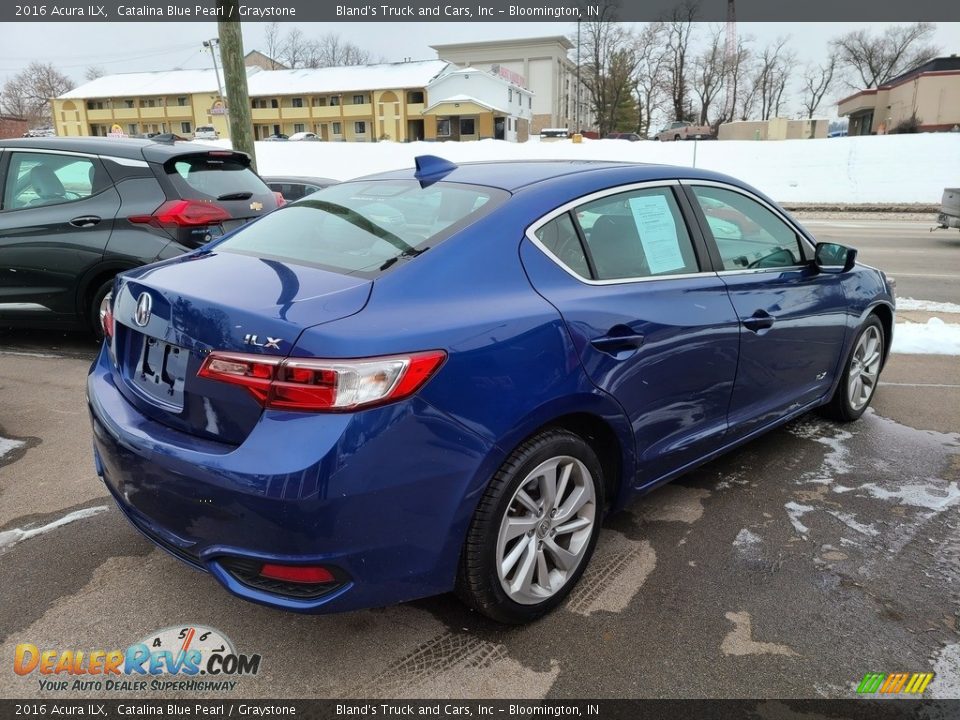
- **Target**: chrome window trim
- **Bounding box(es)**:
[679,179,817,275]
[524,179,714,287]
[0,147,148,167]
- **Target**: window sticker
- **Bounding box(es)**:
[627,194,686,275]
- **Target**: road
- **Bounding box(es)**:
[800,217,960,304]
[1,217,958,700]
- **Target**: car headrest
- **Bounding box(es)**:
[30,165,65,199]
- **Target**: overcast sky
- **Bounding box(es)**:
[1,21,957,118]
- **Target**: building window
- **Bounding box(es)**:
[330,96,341,106]
[313,96,327,106]
[508,89,513,102]
[181,121,191,134]
[407,91,424,104]
[528,96,532,108]
[294,123,305,133]
[85,100,105,110]
[460,118,475,135]
[354,121,366,134]
[177,97,188,106]
[270,98,279,109]
[437,118,451,137]
[353,94,365,105]
[292,97,304,108]
[140,98,156,108]
[124,99,134,108]
[332,122,342,134]
[127,124,138,135]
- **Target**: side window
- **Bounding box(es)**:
[691,186,804,270]
[572,186,700,280]
[2,152,106,211]
[535,213,591,279]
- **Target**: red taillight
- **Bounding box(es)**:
[129,199,231,228]
[259,564,335,584]
[273,191,286,207]
[99,292,114,341]
[197,350,446,412]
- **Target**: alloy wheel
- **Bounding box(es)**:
[495,456,596,605]
[848,325,882,411]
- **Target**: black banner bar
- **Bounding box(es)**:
[1,0,958,23]
[1,699,956,720]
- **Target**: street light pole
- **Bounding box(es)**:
[203,39,225,106]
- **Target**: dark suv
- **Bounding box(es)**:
[0,137,278,336]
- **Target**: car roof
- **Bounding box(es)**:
[264,175,337,184]
[360,159,741,193]
[0,136,244,163]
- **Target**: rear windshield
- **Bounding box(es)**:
[216,180,507,276]
[165,155,270,200]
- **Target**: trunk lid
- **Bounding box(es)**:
[109,250,370,445]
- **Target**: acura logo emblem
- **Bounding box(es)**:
[134,292,152,327]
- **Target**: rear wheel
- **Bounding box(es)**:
[456,429,604,624]
[89,278,114,341]
[820,315,885,422]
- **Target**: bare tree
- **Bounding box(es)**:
[693,24,727,125]
[308,34,374,68]
[576,3,640,135]
[664,0,698,122]
[263,22,284,69]
[800,53,838,118]
[280,28,311,69]
[752,38,794,121]
[713,34,753,125]
[1,61,73,125]
[831,22,939,89]
[84,65,106,82]
[632,23,668,136]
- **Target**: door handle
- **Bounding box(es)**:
[590,332,645,356]
[742,310,775,332]
[69,215,101,228]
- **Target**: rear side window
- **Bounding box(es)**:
[2,152,110,210]
[553,186,700,281]
[217,180,507,276]
[164,155,269,201]
[535,213,591,278]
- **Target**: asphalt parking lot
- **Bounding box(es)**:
[1,217,958,700]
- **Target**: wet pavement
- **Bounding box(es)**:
[1,217,958,700]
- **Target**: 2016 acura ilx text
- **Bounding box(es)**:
[87,156,895,623]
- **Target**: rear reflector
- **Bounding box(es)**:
[197,350,446,412]
[129,199,231,228]
[259,564,335,584]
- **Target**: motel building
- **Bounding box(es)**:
[52,59,533,143]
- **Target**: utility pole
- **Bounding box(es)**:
[216,1,257,170]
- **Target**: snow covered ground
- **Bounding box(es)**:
[229,132,960,205]
[892,298,960,356]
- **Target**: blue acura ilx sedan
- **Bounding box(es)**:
[88,156,895,623]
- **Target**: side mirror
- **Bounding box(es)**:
[814,242,857,274]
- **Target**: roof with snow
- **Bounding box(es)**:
[246,60,449,95]
[58,60,450,100]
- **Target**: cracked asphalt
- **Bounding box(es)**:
[1,218,958,700]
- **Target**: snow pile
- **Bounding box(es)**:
[892,317,960,355]
[236,132,960,204]
[896,297,960,314]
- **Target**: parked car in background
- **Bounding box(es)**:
[0,137,278,336]
[88,156,894,623]
[289,132,320,141]
[935,188,960,232]
[264,133,290,142]
[193,125,219,141]
[656,121,714,141]
[606,132,644,142]
[264,175,338,202]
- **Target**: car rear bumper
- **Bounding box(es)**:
[87,346,493,613]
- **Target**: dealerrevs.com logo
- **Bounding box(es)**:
[14,625,261,693]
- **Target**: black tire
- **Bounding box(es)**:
[819,315,885,422]
[456,428,605,624]
[89,278,114,341]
